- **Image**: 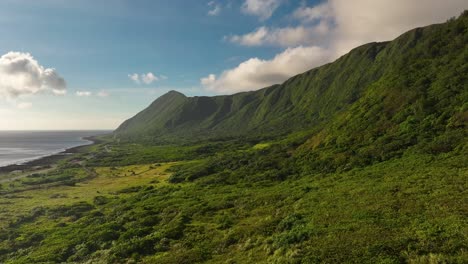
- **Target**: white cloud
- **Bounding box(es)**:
[208,1,221,16]
[76,91,92,97]
[326,0,468,56]
[0,52,66,99]
[200,74,216,87]
[141,72,158,84]
[241,0,282,21]
[75,90,110,97]
[128,72,163,85]
[290,0,468,56]
[201,45,331,94]
[293,2,332,23]
[227,26,268,46]
[16,102,32,109]
[227,25,329,47]
[128,73,140,84]
[205,0,467,94]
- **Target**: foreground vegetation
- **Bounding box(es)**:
[0,11,467,264]
[0,139,466,263]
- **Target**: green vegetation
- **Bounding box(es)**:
[0,11,467,263]
[1,141,466,263]
[115,11,467,146]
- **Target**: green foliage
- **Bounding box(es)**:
[115,12,467,147]
[0,11,467,264]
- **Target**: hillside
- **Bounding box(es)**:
[0,11,467,264]
[115,11,467,144]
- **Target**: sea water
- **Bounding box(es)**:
[0,131,110,167]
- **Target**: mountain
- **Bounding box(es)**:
[115,40,387,142]
[115,12,467,145]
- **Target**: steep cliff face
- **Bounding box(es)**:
[115,12,467,143]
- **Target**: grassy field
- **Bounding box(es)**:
[0,139,466,263]
[0,159,175,229]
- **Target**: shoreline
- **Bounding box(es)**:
[0,136,102,174]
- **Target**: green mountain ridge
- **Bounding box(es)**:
[115,12,467,145]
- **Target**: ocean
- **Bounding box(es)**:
[0,131,111,167]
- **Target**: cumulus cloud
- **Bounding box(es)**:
[293,2,332,23]
[227,27,268,46]
[76,91,92,97]
[289,0,468,56]
[208,1,221,16]
[200,74,216,87]
[241,0,282,21]
[205,0,467,93]
[227,25,329,47]
[128,72,164,85]
[325,0,468,56]
[201,46,331,94]
[0,52,66,99]
[141,72,158,84]
[128,73,140,84]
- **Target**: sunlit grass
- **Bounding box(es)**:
[252,143,271,150]
[0,162,177,229]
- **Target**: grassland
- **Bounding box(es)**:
[0,161,175,227]
[0,138,466,263]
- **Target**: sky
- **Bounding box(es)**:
[0,0,466,130]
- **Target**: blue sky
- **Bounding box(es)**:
[0,0,303,92]
[0,0,465,130]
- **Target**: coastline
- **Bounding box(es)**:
[0,136,100,174]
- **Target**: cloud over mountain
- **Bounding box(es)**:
[204,0,467,94]
[201,46,330,94]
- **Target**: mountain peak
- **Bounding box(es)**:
[163,90,186,98]
[115,13,467,143]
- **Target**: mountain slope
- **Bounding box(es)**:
[294,13,468,171]
[115,41,388,142]
[116,12,467,145]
